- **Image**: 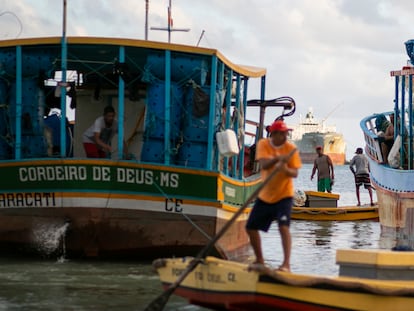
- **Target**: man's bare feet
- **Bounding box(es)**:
[276,266,291,273]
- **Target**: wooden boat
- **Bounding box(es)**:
[153,249,414,311]
[292,206,379,221]
[0,33,297,259]
[360,39,414,249]
[292,191,379,221]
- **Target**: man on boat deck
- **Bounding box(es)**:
[310,146,334,193]
[82,105,128,158]
[349,147,375,206]
[246,120,301,272]
[378,113,394,164]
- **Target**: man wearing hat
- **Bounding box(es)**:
[246,120,302,272]
[349,147,375,206]
[310,146,335,193]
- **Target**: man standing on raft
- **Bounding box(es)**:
[246,120,302,272]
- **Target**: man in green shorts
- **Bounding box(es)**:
[310,146,334,193]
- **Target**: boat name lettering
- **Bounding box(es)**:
[171,268,185,277]
[116,169,179,188]
[92,166,111,181]
[160,172,179,188]
[194,271,203,280]
[207,273,223,283]
[19,166,87,182]
[172,268,224,283]
[116,168,154,184]
[17,166,180,188]
[227,272,236,282]
[0,192,56,208]
[194,271,235,283]
[225,186,236,198]
[165,198,183,212]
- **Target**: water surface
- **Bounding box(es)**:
[0,165,389,310]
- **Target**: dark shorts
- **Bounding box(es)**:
[385,139,394,150]
[246,197,293,232]
[355,173,372,189]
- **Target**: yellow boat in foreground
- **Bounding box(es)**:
[154,249,414,311]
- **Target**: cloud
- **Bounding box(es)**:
[1,0,413,160]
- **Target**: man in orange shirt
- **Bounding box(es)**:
[246,120,302,272]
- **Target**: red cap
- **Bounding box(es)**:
[268,120,292,133]
[316,146,323,150]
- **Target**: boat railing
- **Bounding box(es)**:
[361,111,414,169]
[245,119,259,139]
[360,113,391,163]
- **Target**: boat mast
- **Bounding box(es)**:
[167,0,172,43]
[150,0,190,43]
[145,0,149,40]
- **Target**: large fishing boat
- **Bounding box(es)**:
[0,34,298,259]
[289,108,346,165]
[360,39,414,249]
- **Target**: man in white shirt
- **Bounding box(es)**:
[83,106,124,158]
[349,147,374,206]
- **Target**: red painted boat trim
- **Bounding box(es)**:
[166,285,344,311]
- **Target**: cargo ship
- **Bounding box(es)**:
[288,108,346,165]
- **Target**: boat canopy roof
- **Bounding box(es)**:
[0,36,266,78]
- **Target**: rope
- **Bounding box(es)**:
[292,209,346,215]
[151,179,212,240]
[126,107,146,147]
[180,213,212,240]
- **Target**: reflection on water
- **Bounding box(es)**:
[261,220,381,276]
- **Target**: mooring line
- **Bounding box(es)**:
[151,180,211,240]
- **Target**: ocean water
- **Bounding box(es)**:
[0,164,385,310]
[295,163,377,207]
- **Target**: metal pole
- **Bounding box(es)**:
[409,75,413,169]
[60,0,68,157]
[196,30,205,46]
[150,0,190,43]
[145,0,149,40]
[401,75,406,166]
[118,46,125,160]
[167,0,172,43]
[15,46,22,159]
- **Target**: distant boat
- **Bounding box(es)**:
[0,35,298,259]
[292,191,379,221]
[292,205,379,221]
[360,39,414,250]
[289,108,346,165]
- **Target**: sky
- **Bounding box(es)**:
[1,0,414,160]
